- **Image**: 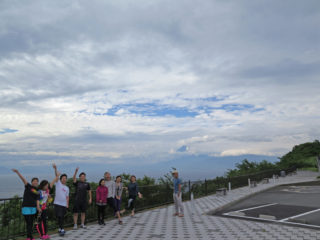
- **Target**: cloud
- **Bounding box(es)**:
[220,149,274,157]
[0,0,319,172]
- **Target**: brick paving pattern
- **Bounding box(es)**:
[51,171,320,239]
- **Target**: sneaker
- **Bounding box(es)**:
[43,235,50,239]
[80,224,86,229]
[73,224,77,229]
[59,229,65,236]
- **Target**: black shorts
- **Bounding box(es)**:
[73,200,87,213]
[54,204,67,218]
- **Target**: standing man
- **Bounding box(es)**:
[104,172,122,222]
[52,164,69,236]
[172,170,184,217]
[73,167,92,229]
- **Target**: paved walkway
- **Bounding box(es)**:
[52,171,320,240]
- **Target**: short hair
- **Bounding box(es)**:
[60,174,67,180]
[130,175,136,182]
[31,177,39,183]
[99,178,105,186]
[104,172,110,175]
[79,172,86,177]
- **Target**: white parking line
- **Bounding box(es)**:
[222,213,320,229]
[222,204,320,229]
[223,203,278,215]
[279,208,320,222]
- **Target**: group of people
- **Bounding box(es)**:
[12,165,184,240]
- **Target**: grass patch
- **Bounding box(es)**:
[299,167,318,172]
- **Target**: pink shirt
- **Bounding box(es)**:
[96,186,108,203]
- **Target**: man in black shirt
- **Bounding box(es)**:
[73,167,92,229]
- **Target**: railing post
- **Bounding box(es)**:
[166,183,170,203]
[188,180,191,200]
[205,179,208,195]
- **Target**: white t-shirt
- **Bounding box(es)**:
[54,180,69,207]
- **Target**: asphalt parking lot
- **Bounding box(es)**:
[212,181,320,229]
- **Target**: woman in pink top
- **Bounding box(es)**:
[96,179,108,225]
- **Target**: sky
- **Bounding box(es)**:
[0,0,319,180]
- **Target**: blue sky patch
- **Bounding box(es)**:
[0,128,18,134]
[98,101,265,118]
[106,103,199,118]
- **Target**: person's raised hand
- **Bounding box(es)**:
[12,169,18,173]
[52,163,57,169]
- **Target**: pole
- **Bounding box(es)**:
[205,179,208,195]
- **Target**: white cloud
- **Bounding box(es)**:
[0,0,319,169]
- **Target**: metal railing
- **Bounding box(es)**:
[0,167,296,239]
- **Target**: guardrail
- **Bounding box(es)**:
[0,167,296,239]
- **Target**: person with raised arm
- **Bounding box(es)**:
[12,168,40,240]
[52,164,69,237]
[126,175,142,217]
[72,167,92,229]
[36,173,60,239]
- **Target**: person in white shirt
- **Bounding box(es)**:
[53,164,69,236]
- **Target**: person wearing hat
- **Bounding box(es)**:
[172,170,184,217]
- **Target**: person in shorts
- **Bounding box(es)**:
[73,167,92,229]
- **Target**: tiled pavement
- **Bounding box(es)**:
[52,171,320,239]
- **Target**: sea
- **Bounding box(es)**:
[0,174,102,199]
